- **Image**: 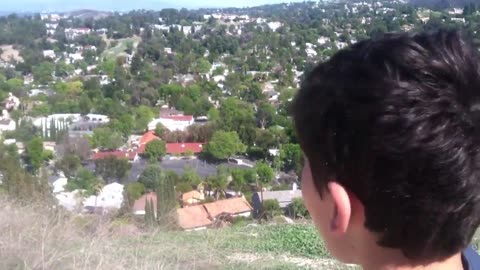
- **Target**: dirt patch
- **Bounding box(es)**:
[227,252,358,269]
[0,45,23,62]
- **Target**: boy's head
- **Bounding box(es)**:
[293,30,480,264]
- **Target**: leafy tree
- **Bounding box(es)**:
[218,98,256,145]
[176,182,194,194]
[182,166,201,187]
[263,199,282,219]
[279,144,303,175]
[205,131,246,160]
[94,156,132,183]
[125,182,146,207]
[130,53,143,75]
[91,127,124,150]
[109,114,134,137]
[207,107,220,122]
[175,96,195,115]
[156,167,177,226]
[25,137,49,173]
[155,123,167,138]
[138,164,164,191]
[193,57,211,74]
[66,168,103,196]
[286,198,309,219]
[256,102,276,129]
[144,140,166,161]
[56,153,81,178]
[32,61,55,84]
[100,58,117,77]
[144,197,156,227]
[79,94,92,115]
[256,162,274,188]
[133,105,154,133]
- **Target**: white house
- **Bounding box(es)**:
[83,183,124,210]
[148,115,194,131]
[43,50,56,59]
[68,53,84,62]
[318,36,329,45]
[267,21,282,31]
[52,177,68,193]
[0,119,15,133]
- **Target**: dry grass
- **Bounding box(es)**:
[8,197,477,270]
[0,45,23,62]
[0,198,354,270]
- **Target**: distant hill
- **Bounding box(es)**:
[65,9,113,19]
[410,0,480,9]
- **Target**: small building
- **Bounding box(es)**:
[43,50,56,59]
[203,197,252,219]
[0,119,16,133]
[148,115,194,132]
[177,204,213,231]
[83,182,124,211]
[52,176,68,193]
[182,190,205,206]
[132,192,157,215]
[254,189,302,209]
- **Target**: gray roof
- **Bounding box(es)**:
[257,190,303,208]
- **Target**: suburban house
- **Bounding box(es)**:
[0,118,16,134]
[91,150,139,162]
[166,143,204,156]
[65,28,92,40]
[83,182,124,212]
[148,115,194,131]
[182,190,205,206]
[203,197,252,219]
[133,196,252,231]
[177,205,213,231]
[132,192,157,215]
[252,189,303,211]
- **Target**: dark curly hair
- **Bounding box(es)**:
[293,30,480,261]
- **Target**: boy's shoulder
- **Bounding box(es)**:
[463,246,480,270]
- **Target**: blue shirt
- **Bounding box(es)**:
[463,246,480,270]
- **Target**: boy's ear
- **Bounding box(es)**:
[328,182,352,235]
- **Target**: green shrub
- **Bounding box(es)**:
[231,216,252,227]
[263,199,282,219]
[286,198,309,219]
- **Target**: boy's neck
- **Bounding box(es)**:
[361,251,464,270]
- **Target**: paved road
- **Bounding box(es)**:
[84,158,255,183]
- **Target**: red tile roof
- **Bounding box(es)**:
[182,190,204,203]
[166,143,203,154]
[203,197,253,219]
[137,131,162,154]
[176,205,212,230]
[139,131,161,145]
[133,192,157,213]
[160,115,194,122]
[92,150,137,161]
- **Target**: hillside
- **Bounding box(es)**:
[0,198,356,270]
[410,0,480,9]
[2,198,479,270]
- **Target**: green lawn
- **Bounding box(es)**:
[101,36,142,59]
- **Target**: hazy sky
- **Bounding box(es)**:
[1,0,306,12]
